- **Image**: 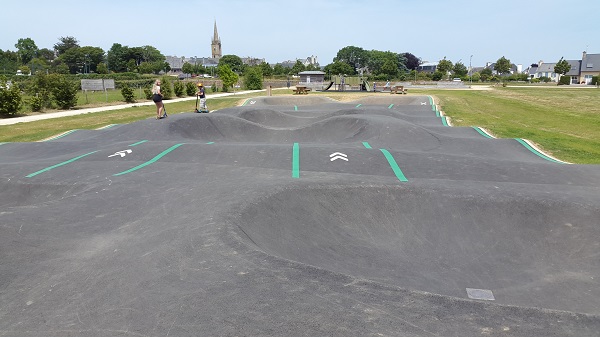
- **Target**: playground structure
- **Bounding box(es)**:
[322,76,372,92]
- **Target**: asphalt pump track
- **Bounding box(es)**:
[1,95,599,336]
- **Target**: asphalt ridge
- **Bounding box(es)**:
[0,94,599,336]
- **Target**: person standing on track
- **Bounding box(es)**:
[196,83,208,112]
[151,79,164,119]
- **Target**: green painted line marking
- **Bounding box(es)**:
[206,142,215,144]
[44,130,78,141]
[0,142,8,146]
[515,139,564,164]
[128,140,148,146]
[356,104,362,108]
[441,116,449,126]
[388,104,394,109]
[472,127,493,139]
[362,142,372,149]
[113,144,184,176]
[292,143,300,178]
[380,149,408,182]
[242,99,251,106]
[97,124,118,130]
[26,151,99,178]
[294,105,298,111]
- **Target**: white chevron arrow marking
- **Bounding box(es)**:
[330,152,348,161]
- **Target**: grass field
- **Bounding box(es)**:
[419,87,600,164]
[1,86,599,164]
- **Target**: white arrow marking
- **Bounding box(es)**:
[330,152,348,161]
[108,149,132,158]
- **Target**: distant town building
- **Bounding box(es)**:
[417,62,438,73]
[525,52,600,84]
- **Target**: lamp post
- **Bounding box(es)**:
[469,55,473,86]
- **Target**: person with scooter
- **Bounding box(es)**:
[195,83,209,113]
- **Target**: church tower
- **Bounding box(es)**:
[211,20,222,59]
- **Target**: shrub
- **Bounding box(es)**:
[29,95,44,112]
[121,85,135,103]
[431,71,444,81]
[160,76,173,99]
[243,67,263,90]
[0,79,23,116]
[173,80,185,97]
[558,75,571,85]
[186,82,197,96]
[143,87,152,100]
[28,73,53,111]
[49,74,78,109]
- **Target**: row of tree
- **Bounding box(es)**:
[1,36,169,75]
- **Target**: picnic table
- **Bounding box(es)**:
[390,85,407,94]
[293,86,311,94]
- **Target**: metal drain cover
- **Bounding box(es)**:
[466,288,495,301]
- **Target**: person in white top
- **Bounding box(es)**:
[151,79,164,119]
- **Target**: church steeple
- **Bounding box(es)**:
[211,20,222,59]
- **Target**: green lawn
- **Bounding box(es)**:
[418,87,600,164]
[1,87,599,164]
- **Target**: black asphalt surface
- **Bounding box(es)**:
[1,95,599,336]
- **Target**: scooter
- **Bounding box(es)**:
[194,95,209,113]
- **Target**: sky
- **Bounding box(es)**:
[2,0,599,68]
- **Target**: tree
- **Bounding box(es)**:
[244,66,263,90]
[436,57,453,78]
[273,63,288,76]
[494,56,511,76]
[0,49,19,75]
[452,62,468,77]
[403,52,420,70]
[37,48,55,63]
[480,67,493,81]
[15,38,38,65]
[138,62,154,74]
[290,60,305,75]
[107,43,129,72]
[259,62,273,77]
[57,46,104,74]
[334,46,367,74]
[218,55,244,73]
[324,61,354,76]
[554,57,570,78]
[182,62,193,74]
[379,59,399,77]
[367,50,399,76]
[218,64,238,92]
[54,36,80,56]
